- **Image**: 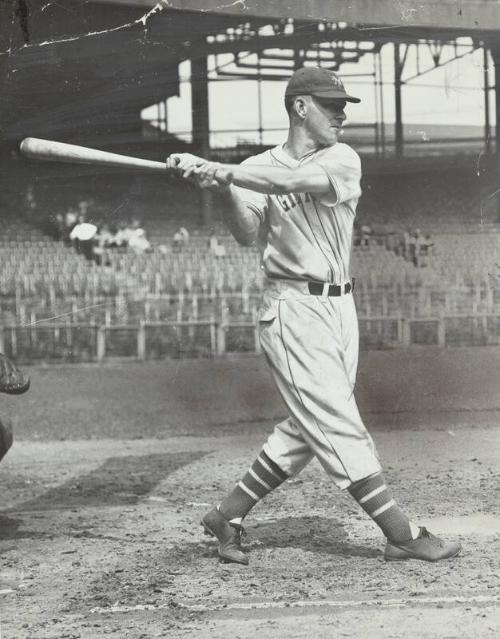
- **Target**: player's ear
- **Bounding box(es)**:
[294,96,308,119]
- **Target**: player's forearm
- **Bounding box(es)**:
[216,186,260,247]
[221,163,330,195]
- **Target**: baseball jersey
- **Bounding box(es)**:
[233,142,361,284]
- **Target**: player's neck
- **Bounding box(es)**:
[284,129,324,160]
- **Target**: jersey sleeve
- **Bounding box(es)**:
[230,156,269,223]
[313,144,362,207]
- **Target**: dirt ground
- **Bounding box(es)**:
[0,348,499,638]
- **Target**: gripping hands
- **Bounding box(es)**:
[166,153,233,189]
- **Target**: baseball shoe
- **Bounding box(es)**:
[0,353,30,395]
[384,527,461,562]
[201,507,249,565]
[0,417,14,462]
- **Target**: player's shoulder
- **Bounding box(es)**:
[316,142,361,167]
[240,147,275,166]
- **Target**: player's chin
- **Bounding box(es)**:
[325,129,340,144]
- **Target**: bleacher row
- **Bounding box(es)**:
[2,220,500,324]
[2,214,500,361]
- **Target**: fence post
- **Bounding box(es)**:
[137,321,146,360]
[401,319,411,346]
[97,325,106,362]
[216,321,226,356]
[0,327,4,353]
[252,307,261,354]
[437,316,446,347]
[10,327,17,358]
[209,317,217,357]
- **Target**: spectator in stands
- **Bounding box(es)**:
[128,228,152,254]
[409,229,423,267]
[45,212,65,241]
[418,233,434,268]
[360,223,372,248]
[208,230,226,258]
[398,228,410,259]
[92,223,114,265]
[64,206,78,245]
[70,214,98,261]
[113,219,135,249]
[179,226,190,244]
[208,229,218,253]
[173,226,189,250]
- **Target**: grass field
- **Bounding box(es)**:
[1,347,499,638]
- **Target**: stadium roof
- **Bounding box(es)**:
[99,0,500,31]
[1,1,500,153]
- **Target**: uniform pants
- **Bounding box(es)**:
[258,282,382,489]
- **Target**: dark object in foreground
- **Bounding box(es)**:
[384,527,462,562]
[201,507,249,565]
[0,353,30,395]
[0,417,13,462]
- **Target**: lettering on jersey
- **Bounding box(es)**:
[276,192,313,213]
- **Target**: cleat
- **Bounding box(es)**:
[384,527,462,562]
[201,507,249,565]
[0,353,30,395]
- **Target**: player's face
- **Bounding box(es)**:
[305,96,347,146]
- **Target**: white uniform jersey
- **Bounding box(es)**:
[233,142,361,284]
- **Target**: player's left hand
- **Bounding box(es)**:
[193,162,234,189]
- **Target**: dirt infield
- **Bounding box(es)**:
[0,348,499,638]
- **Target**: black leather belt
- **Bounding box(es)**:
[308,280,355,296]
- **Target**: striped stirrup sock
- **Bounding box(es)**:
[349,472,416,543]
[218,450,288,521]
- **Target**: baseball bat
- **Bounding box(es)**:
[19,137,170,173]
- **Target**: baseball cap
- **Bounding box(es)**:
[285,66,361,103]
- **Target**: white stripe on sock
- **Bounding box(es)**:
[238,480,259,502]
[257,455,282,481]
[370,499,396,518]
[358,484,387,504]
[249,468,272,491]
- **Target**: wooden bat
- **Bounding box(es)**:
[19,137,171,173]
[19,137,234,184]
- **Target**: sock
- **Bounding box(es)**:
[219,450,288,521]
[349,472,416,543]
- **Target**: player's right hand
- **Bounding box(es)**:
[166,153,206,178]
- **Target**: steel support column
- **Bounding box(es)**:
[191,57,212,224]
[492,46,500,157]
[394,43,404,157]
[483,45,491,153]
[191,57,210,155]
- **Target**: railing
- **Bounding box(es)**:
[2,314,500,363]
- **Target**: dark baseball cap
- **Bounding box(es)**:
[285,66,361,103]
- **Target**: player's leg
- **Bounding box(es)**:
[262,294,460,561]
[201,418,313,565]
[340,294,460,560]
[201,301,315,564]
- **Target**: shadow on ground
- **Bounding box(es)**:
[1,451,207,513]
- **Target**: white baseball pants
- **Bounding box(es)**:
[258,280,382,489]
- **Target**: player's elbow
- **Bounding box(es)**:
[271,170,310,194]
[269,175,300,194]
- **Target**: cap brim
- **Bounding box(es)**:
[310,90,361,103]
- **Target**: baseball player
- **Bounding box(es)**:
[0,352,30,462]
[167,67,461,565]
